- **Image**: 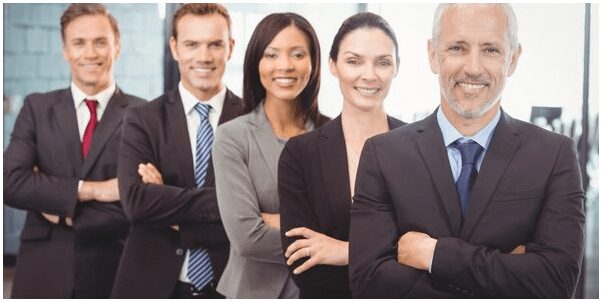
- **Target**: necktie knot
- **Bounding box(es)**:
[452,139,483,166]
[84,99,98,114]
[194,103,211,120]
[452,139,483,219]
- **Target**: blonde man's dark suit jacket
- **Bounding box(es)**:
[111,88,242,298]
[349,110,585,298]
[4,87,145,298]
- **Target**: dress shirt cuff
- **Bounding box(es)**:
[428,239,437,273]
[78,180,83,192]
[428,255,433,273]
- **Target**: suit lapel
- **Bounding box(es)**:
[249,104,283,183]
[167,89,196,188]
[218,89,243,125]
[387,115,406,129]
[52,88,84,173]
[416,113,463,236]
[204,89,242,186]
[461,111,520,239]
[318,116,352,232]
[80,87,128,177]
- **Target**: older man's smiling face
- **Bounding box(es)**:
[429,4,520,120]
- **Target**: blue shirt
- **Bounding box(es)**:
[436,107,501,182]
[428,107,501,273]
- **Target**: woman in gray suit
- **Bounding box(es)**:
[212,13,329,298]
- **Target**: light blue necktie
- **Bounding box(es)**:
[187,103,214,290]
[452,139,483,219]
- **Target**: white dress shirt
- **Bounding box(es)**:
[70,81,116,141]
[70,82,116,190]
[177,82,226,283]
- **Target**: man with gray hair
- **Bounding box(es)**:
[349,3,584,298]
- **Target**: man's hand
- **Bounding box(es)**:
[42,213,59,224]
[284,227,349,274]
[78,178,119,202]
[138,163,164,185]
[41,213,73,226]
[138,164,173,230]
[397,231,437,271]
[510,244,525,254]
[261,213,280,230]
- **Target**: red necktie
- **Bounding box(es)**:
[82,99,98,159]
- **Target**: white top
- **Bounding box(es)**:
[70,81,116,141]
[178,82,225,168]
[177,81,226,284]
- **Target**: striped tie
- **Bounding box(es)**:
[187,103,214,290]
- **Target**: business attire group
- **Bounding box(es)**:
[3,3,585,299]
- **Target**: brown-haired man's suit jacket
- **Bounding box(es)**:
[111,88,242,298]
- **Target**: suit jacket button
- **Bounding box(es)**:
[176,248,184,256]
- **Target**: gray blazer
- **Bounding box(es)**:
[213,104,316,298]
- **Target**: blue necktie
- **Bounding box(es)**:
[452,139,483,218]
[187,103,214,290]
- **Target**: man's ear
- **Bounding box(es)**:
[169,36,179,61]
[507,44,522,77]
[62,40,69,62]
[427,39,439,74]
[114,39,121,60]
[227,38,235,60]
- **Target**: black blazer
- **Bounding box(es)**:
[111,88,243,298]
[279,115,406,298]
[4,87,145,298]
[349,110,585,298]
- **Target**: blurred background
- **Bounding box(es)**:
[3,3,598,298]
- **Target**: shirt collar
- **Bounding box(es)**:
[71,81,116,109]
[178,82,226,116]
[436,106,501,151]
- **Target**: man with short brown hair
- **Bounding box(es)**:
[111,3,242,298]
[4,3,144,298]
[171,3,232,39]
